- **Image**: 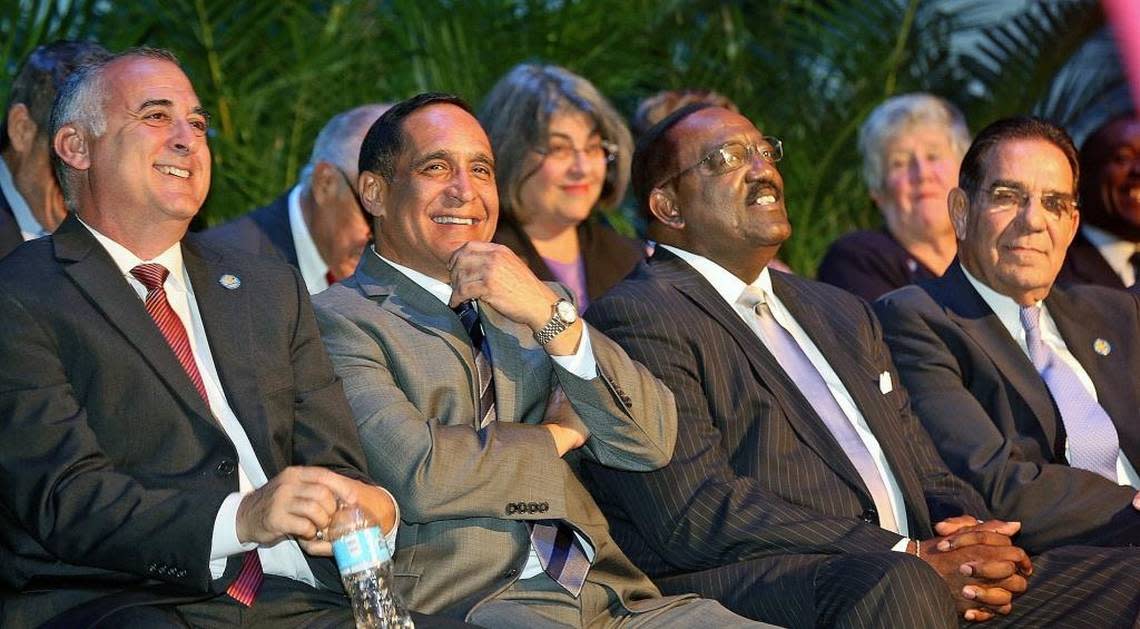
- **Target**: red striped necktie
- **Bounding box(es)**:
[130,263,264,606]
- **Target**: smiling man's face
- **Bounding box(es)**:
[953,138,1079,304]
[83,56,211,228]
[369,103,498,281]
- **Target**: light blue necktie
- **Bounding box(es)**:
[740,286,900,533]
[1019,305,1119,481]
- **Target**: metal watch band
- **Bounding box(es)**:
[534,315,569,346]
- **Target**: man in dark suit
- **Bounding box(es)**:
[876,117,1140,555]
[203,104,385,294]
[0,48,458,628]
[0,40,109,259]
[584,104,1140,628]
[1057,115,1140,291]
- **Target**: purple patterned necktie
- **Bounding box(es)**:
[1019,305,1119,481]
[739,285,900,533]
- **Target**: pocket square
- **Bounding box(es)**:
[879,371,893,394]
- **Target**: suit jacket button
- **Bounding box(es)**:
[861,508,878,524]
[216,459,237,477]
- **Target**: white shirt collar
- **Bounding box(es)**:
[1081,224,1139,286]
[369,245,453,306]
[287,184,331,294]
[0,154,47,240]
[77,216,187,292]
[660,244,773,307]
[959,262,1054,347]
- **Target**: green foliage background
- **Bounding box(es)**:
[0,0,1129,275]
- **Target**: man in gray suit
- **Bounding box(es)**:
[313,93,762,627]
[0,40,109,259]
[203,104,384,294]
[876,116,1140,552]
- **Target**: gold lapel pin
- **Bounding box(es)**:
[1093,338,1111,356]
[218,274,242,290]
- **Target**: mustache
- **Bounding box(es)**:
[747,179,782,200]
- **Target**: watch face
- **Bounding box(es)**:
[555,299,578,323]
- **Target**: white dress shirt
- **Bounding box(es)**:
[962,266,1140,488]
[661,246,913,546]
[373,247,596,577]
[0,155,48,240]
[288,185,332,295]
[1081,224,1140,288]
[80,219,398,588]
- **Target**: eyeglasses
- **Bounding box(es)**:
[534,139,618,164]
[985,185,1077,220]
[658,138,783,188]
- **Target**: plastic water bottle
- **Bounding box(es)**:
[329,502,414,629]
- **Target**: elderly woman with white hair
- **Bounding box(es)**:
[479,63,641,312]
[818,93,970,301]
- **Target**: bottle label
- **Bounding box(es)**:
[332,526,391,575]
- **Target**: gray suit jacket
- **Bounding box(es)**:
[312,251,686,621]
[876,262,1140,553]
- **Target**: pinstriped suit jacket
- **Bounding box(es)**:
[582,249,988,578]
[313,252,694,621]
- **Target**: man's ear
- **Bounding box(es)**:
[310,162,341,206]
[648,188,684,229]
[53,123,90,171]
[948,187,969,241]
[6,104,38,154]
[358,170,387,220]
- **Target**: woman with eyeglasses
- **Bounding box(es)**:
[818,93,970,301]
[479,63,641,312]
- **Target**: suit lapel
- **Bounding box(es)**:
[651,251,867,493]
[771,273,929,518]
[0,187,25,255]
[182,236,278,472]
[54,215,215,426]
[355,253,483,426]
[934,264,1061,452]
[1046,285,1140,459]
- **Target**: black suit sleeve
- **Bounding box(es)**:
[0,288,228,590]
[585,292,902,572]
[876,291,1140,553]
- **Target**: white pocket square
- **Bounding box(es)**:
[879,371,893,394]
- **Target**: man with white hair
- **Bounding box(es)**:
[204,104,386,293]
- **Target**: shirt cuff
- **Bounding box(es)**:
[551,327,597,380]
[891,537,912,553]
[377,485,400,551]
[210,491,258,579]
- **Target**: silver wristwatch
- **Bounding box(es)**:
[534,299,578,346]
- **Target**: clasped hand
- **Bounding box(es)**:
[921,515,1033,623]
[235,466,396,557]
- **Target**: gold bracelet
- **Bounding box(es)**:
[913,538,921,560]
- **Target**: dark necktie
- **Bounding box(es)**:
[1129,250,1140,289]
[451,300,589,594]
[129,263,264,606]
[1019,305,1119,481]
[738,285,900,533]
[453,300,497,428]
[325,270,338,288]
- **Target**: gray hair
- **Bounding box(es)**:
[478,63,633,222]
[858,93,970,195]
[297,103,390,188]
[50,47,181,211]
